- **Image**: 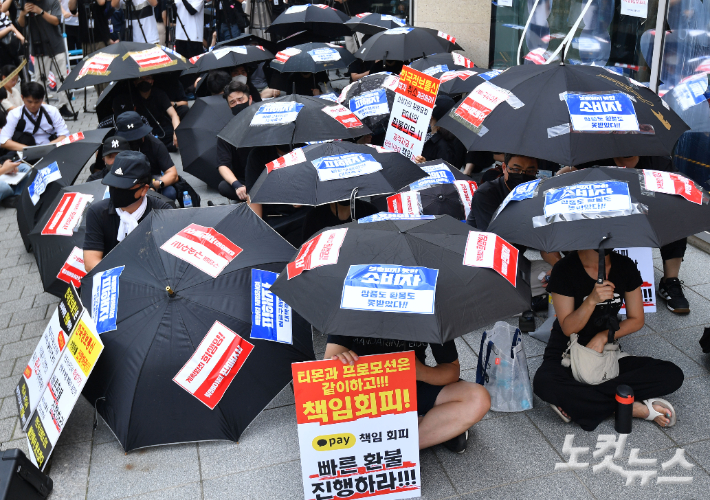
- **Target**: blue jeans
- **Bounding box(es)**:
[219,23,241,42]
[0,164,31,202]
[161,185,177,200]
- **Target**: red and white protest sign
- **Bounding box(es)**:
[56,132,84,146]
[452,53,475,68]
[266,148,307,172]
[41,193,94,236]
[463,231,519,286]
[643,170,703,205]
[274,47,301,64]
[437,31,457,44]
[160,224,242,278]
[321,105,363,129]
[453,180,478,218]
[56,247,87,288]
[287,228,348,279]
[355,11,371,18]
[189,52,208,64]
[173,321,253,410]
[382,74,400,92]
[454,82,511,131]
[439,70,477,83]
[77,53,117,79]
[387,191,423,216]
[616,248,656,314]
[128,47,175,71]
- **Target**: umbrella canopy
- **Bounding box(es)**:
[437,64,690,166]
[60,42,191,92]
[274,30,334,51]
[433,70,492,96]
[345,13,409,35]
[28,181,173,297]
[355,27,462,62]
[214,33,276,53]
[409,52,476,74]
[271,42,355,73]
[337,72,399,134]
[17,129,112,252]
[486,167,710,253]
[79,204,314,451]
[266,4,350,38]
[182,45,274,76]
[662,73,710,131]
[175,95,234,189]
[248,142,427,205]
[270,215,531,344]
[218,95,371,149]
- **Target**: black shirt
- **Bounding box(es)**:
[25,0,65,56]
[245,146,279,192]
[421,132,465,169]
[327,335,459,366]
[466,175,508,231]
[576,156,675,172]
[76,1,111,45]
[139,135,175,177]
[544,252,643,360]
[301,200,379,242]
[134,87,173,130]
[83,195,174,255]
[216,137,250,186]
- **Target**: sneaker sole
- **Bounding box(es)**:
[666,303,690,314]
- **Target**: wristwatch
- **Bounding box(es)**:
[158,180,165,190]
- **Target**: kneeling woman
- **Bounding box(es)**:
[534,249,684,431]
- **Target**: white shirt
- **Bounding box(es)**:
[119,0,159,44]
[176,0,204,42]
[0,104,69,146]
[2,86,22,112]
[61,0,79,27]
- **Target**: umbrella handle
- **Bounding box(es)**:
[597,233,611,283]
[93,397,106,430]
[350,187,359,221]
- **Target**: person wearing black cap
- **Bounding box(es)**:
[419,95,466,169]
[87,136,131,182]
[115,111,178,200]
[83,150,174,272]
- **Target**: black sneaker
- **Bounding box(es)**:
[658,277,690,314]
[519,310,536,332]
[442,430,468,454]
[59,105,78,120]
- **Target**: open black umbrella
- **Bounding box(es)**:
[80,204,314,451]
[270,42,355,73]
[338,72,399,134]
[182,45,274,76]
[345,13,409,35]
[435,70,492,96]
[17,129,112,252]
[437,64,690,166]
[409,52,477,74]
[175,95,234,189]
[486,166,710,253]
[266,4,350,38]
[248,142,427,205]
[355,27,462,62]
[271,215,531,344]
[28,181,173,297]
[390,181,478,221]
[213,33,276,53]
[60,42,191,92]
[218,95,371,148]
[274,30,333,51]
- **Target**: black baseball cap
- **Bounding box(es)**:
[102,151,152,189]
[115,111,153,141]
[102,135,130,156]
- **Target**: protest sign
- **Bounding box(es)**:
[56,246,87,288]
[349,89,390,119]
[287,228,348,279]
[26,313,103,470]
[274,47,302,64]
[251,269,293,344]
[463,232,519,286]
[41,192,94,236]
[308,47,341,62]
[28,162,62,205]
[293,351,421,500]
[77,53,117,79]
[453,81,511,133]
[383,66,440,160]
[173,321,254,409]
[160,224,242,278]
[620,0,648,18]
[543,181,632,219]
[312,153,383,181]
[56,132,85,146]
[91,265,124,335]
[321,105,364,129]
[358,213,435,223]
[266,148,307,172]
[127,47,176,71]
[642,170,703,205]
[251,102,304,126]
[16,285,83,430]
[407,163,455,191]
[565,93,639,132]
[453,180,478,218]
[615,248,656,313]
[387,191,423,216]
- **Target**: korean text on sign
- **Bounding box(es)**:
[287,228,348,279]
[160,223,242,278]
[565,93,639,132]
[251,269,293,345]
[462,232,519,287]
[543,181,633,218]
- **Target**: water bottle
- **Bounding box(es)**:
[182,191,193,208]
[615,385,634,434]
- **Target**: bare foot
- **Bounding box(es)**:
[558,407,570,419]
[632,401,672,426]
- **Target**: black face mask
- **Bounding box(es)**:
[231,102,249,116]
[136,81,152,93]
[506,173,537,189]
[109,186,141,208]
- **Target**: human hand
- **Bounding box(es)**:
[588,280,615,304]
[0,160,20,175]
[331,350,359,366]
[413,155,426,164]
[27,3,43,14]
[173,133,178,148]
[236,186,247,201]
[540,269,551,288]
[586,331,609,353]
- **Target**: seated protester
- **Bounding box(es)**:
[115,111,179,200]
[279,72,328,96]
[87,136,131,182]
[244,144,297,219]
[132,76,180,150]
[83,151,174,272]
[153,73,190,120]
[0,83,69,150]
[0,155,31,208]
[1,65,22,112]
[302,199,379,242]
[421,95,466,169]
[228,65,264,103]
[533,249,684,431]
[204,70,232,96]
[216,81,252,202]
[325,336,490,453]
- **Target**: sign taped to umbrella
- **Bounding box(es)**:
[642,170,704,205]
[408,163,455,191]
[28,162,62,205]
[384,66,440,160]
[321,105,364,129]
[387,191,423,216]
[56,246,87,288]
[293,351,421,500]
[125,47,176,71]
[77,53,117,79]
[615,247,656,313]
[463,232,519,286]
[92,265,124,335]
[422,65,449,76]
[287,228,348,279]
[312,153,383,181]
[274,47,302,64]
[452,81,513,134]
[564,92,639,132]
[349,89,390,119]
[160,223,243,278]
[453,180,478,218]
[251,269,293,345]
[308,47,341,62]
[266,148,307,172]
[15,285,84,431]
[56,132,85,146]
[251,102,305,126]
[41,192,94,236]
[359,213,436,223]
[173,321,254,409]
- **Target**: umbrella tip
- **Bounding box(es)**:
[166,286,176,297]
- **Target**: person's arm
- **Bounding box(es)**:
[111,0,121,8]
[539,251,562,288]
[260,88,281,99]
[553,280,616,337]
[350,70,370,82]
[25,3,60,25]
[152,165,178,189]
[248,198,263,218]
[463,162,474,176]
[50,108,70,137]
[415,357,460,386]
[218,166,247,200]
[148,0,157,6]
[1,0,12,13]
[325,342,359,364]
[83,250,103,273]
[585,287,645,353]
[0,159,20,175]
[166,106,180,147]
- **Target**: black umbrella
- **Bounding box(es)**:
[274,30,334,51]
[79,204,314,451]
[28,181,173,297]
[182,45,274,76]
[437,64,690,166]
[390,182,478,221]
[337,72,399,134]
[248,142,427,205]
[270,215,531,344]
[409,52,477,74]
[218,95,371,148]
[345,13,410,35]
[435,70,491,96]
[60,42,191,92]
[486,167,710,253]
[213,33,276,53]
[271,42,355,73]
[17,129,112,252]
[355,27,462,62]
[175,95,234,189]
[267,4,350,38]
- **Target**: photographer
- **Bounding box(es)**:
[17,0,76,119]
[172,0,203,59]
[0,12,24,67]
[216,0,246,42]
[111,0,159,43]
[69,0,113,94]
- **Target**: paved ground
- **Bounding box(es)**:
[0,91,709,499]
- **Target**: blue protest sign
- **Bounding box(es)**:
[308,47,341,62]
[91,266,125,334]
[544,181,632,218]
[312,153,383,181]
[408,163,456,191]
[349,88,390,119]
[358,213,436,223]
[422,64,449,76]
[28,162,62,205]
[565,93,639,132]
[251,102,304,126]
[251,269,293,344]
[478,70,503,81]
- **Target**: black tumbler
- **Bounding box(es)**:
[615,384,634,434]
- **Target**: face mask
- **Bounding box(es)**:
[506,173,537,189]
[233,75,247,85]
[231,102,249,116]
[109,186,141,208]
[137,81,152,93]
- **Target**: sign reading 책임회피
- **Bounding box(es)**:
[287,228,348,279]
[40,192,94,236]
[293,351,420,500]
[251,269,293,345]
[77,53,117,79]
[642,169,703,205]
[383,66,440,160]
[312,153,383,181]
[91,265,124,335]
[340,264,438,314]
[453,81,511,133]
[28,162,62,206]
[56,246,87,288]
[173,321,254,409]
[565,92,639,132]
[16,285,84,431]
[160,224,243,278]
[543,181,632,218]
[251,102,305,125]
[462,231,519,287]
[26,313,103,471]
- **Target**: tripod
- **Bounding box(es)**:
[81,0,97,113]
[247,0,271,39]
[165,0,192,49]
[125,0,147,42]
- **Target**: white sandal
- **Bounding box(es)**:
[643,398,677,428]
[550,404,571,423]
